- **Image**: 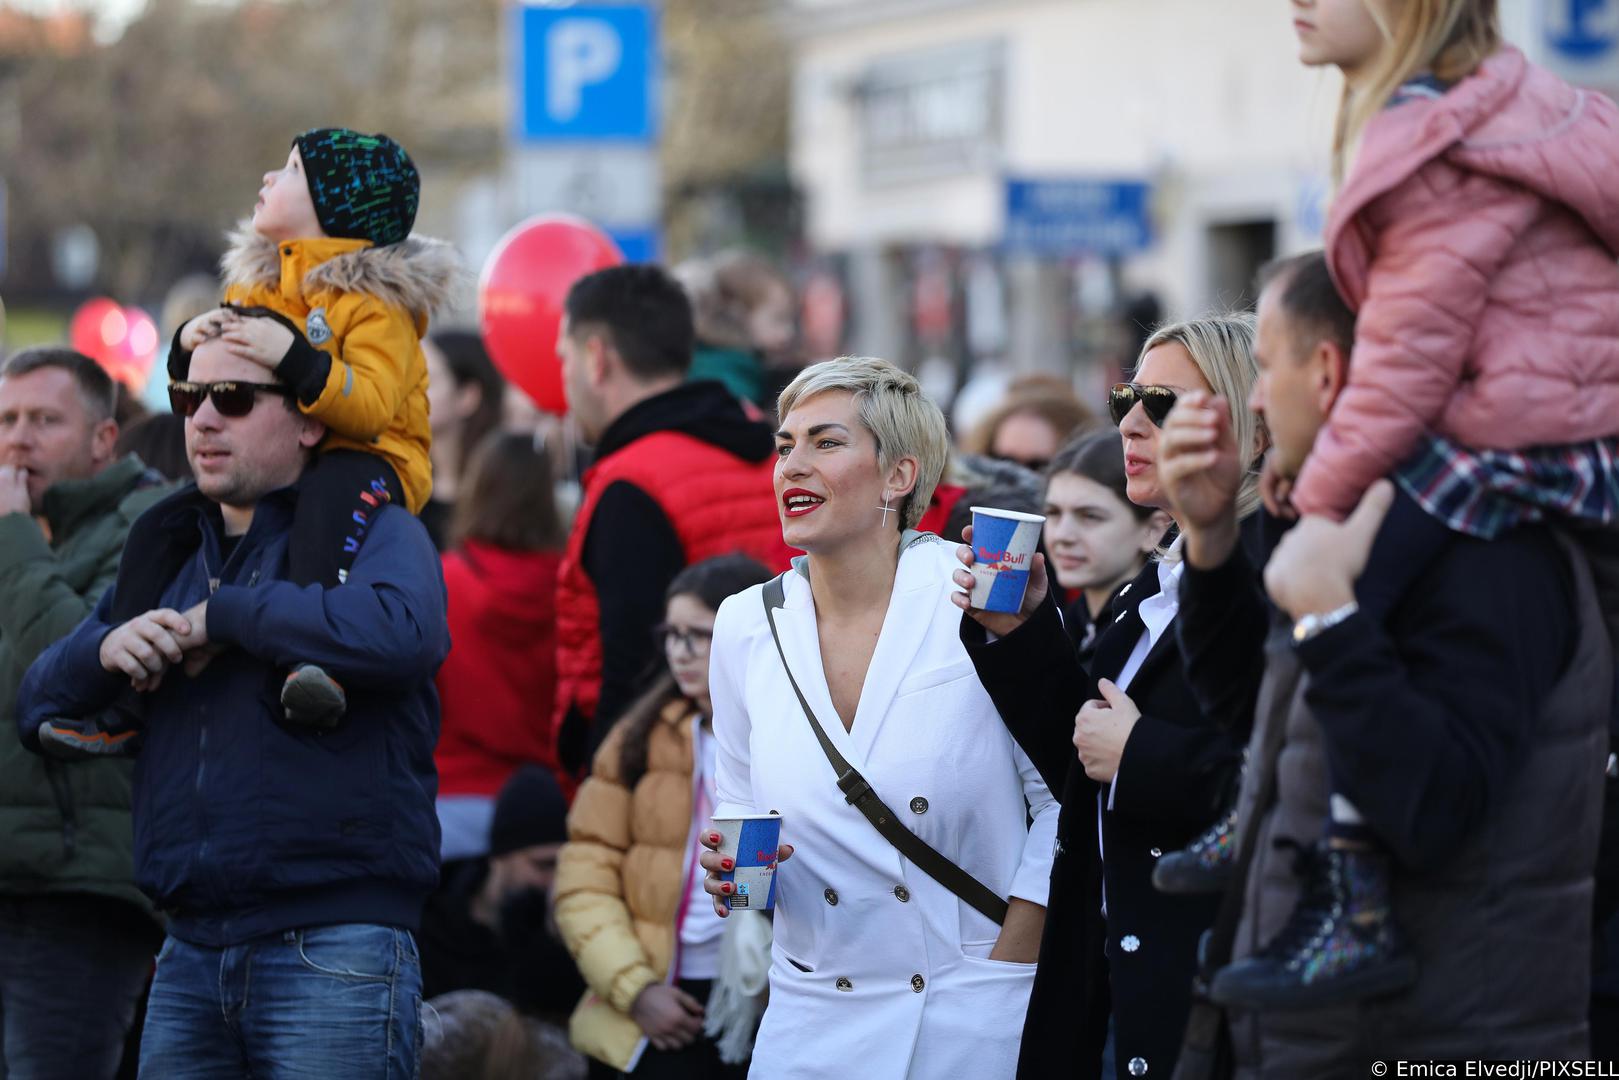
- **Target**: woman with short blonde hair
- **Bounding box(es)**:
[697,355,1059,1079]
[774,356,952,533]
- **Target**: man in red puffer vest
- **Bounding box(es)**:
[553,265,794,776]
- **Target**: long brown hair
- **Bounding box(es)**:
[450,431,565,552]
[1332,0,1501,185]
[428,329,506,484]
[616,554,772,787]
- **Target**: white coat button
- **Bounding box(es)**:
[1150,847,1162,858]
[910,796,929,814]
[1128,1056,1148,1076]
[824,888,839,906]
[1121,934,1141,953]
[835,977,853,992]
[894,885,911,902]
[910,974,925,993]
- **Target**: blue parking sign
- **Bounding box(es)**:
[515,4,657,141]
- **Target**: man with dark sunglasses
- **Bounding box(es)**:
[167,379,297,419]
[14,334,448,1078]
[0,348,170,1080]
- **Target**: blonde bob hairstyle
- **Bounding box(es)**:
[1137,312,1268,523]
[776,356,951,533]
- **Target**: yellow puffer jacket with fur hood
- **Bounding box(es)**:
[556,697,700,1070]
[215,226,460,513]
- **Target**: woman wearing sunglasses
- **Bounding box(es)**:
[953,313,1266,1080]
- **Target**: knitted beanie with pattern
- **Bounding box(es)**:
[293,128,419,247]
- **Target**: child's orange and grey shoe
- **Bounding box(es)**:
[281,664,347,729]
[37,718,143,760]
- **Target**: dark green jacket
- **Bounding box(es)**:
[687,343,765,406]
[0,454,169,912]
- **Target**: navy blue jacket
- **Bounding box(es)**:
[15,484,448,946]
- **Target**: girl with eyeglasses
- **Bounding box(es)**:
[556,554,773,1080]
[953,313,1266,1080]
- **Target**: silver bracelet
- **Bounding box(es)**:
[1291,601,1360,646]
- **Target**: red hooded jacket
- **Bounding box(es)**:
[435,540,562,797]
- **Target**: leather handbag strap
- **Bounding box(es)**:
[761,574,1009,925]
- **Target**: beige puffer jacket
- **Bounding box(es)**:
[556,698,699,1069]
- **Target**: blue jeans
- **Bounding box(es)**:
[139,924,422,1080]
[0,894,158,1080]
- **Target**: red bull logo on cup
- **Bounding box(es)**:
[969,507,1046,614]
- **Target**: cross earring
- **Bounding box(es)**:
[877,497,894,527]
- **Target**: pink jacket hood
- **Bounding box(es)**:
[1330,46,1619,297]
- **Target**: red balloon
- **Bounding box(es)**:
[68,298,159,390]
[478,215,623,415]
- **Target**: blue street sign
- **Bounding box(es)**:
[605,226,659,264]
[1545,0,1617,62]
[1003,179,1153,256]
[515,4,657,141]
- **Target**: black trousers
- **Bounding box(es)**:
[287,450,405,587]
[585,979,749,1080]
[112,449,404,626]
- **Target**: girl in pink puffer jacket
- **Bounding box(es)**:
[1202,0,1619,1016]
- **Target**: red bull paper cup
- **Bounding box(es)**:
[711,813,783,911]
[969,506,1046,614]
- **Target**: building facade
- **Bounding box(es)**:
[787,0,1617,402]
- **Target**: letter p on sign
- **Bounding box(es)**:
[517,4,656,141]
[547,19,621,122]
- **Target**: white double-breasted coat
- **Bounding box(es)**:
[709,533,1059,1079]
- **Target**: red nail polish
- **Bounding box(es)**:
[721,883,733,894]
[722,858,734,871]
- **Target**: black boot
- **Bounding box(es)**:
[1153,805,1238,894]
[1209,840,1417,1010]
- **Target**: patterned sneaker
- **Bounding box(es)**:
[37,718,143,760]
[1209,840,1417,1010]
[280,664,346,728]
[1153,805,1238,894]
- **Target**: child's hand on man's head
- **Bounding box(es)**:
[178,307,233,353]
[219,310,295,370]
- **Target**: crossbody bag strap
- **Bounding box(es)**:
[761,574,1009,925]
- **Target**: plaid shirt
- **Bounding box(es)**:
[1395,433,1619,540]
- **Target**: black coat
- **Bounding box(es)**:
[963,556,1248,1080]
[418,858,586,1022]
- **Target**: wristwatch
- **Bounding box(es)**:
[1291,601,1359,645]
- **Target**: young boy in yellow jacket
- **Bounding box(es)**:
[39,128,458,756]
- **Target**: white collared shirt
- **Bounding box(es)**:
[1114,545,1186,694]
